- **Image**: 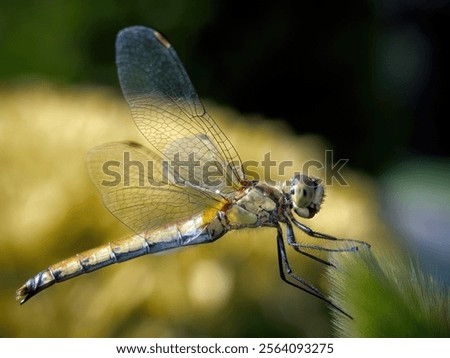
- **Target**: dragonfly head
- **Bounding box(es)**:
[289,174,324,219]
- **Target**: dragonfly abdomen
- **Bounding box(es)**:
[16,213,226,304]
[16,236,153,304]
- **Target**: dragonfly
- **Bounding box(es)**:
[16,26,369,318]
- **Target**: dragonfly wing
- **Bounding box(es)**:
[115,26,245,191]
[86,141,227,234]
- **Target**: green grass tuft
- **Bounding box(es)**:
[327,249,450,337]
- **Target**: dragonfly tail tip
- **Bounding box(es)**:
[16,284,30,304]
[16,279,39,304]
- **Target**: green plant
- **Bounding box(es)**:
[328,249,449,337]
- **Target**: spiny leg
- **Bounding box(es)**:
[285,220,336,267]
[276,224,352,319]
[288,212,371,250]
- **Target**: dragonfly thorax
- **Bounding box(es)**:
[288,174,324,219]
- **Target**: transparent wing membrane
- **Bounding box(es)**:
[115,26,245,191]
[86,26,248,234]
[87,141,226,234]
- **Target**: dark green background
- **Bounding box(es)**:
[2,0,449,173]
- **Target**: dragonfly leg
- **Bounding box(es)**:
[288,212,371,251]
[284,220,336,267]
[276,224,352,319]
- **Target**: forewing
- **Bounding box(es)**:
[115,26,244,191]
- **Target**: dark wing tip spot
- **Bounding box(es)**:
[124,140,144,149]
[154,31,171,49]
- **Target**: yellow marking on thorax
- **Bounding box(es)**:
[202,206,221,225]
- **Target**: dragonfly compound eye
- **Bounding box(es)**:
[291,174,324,218]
